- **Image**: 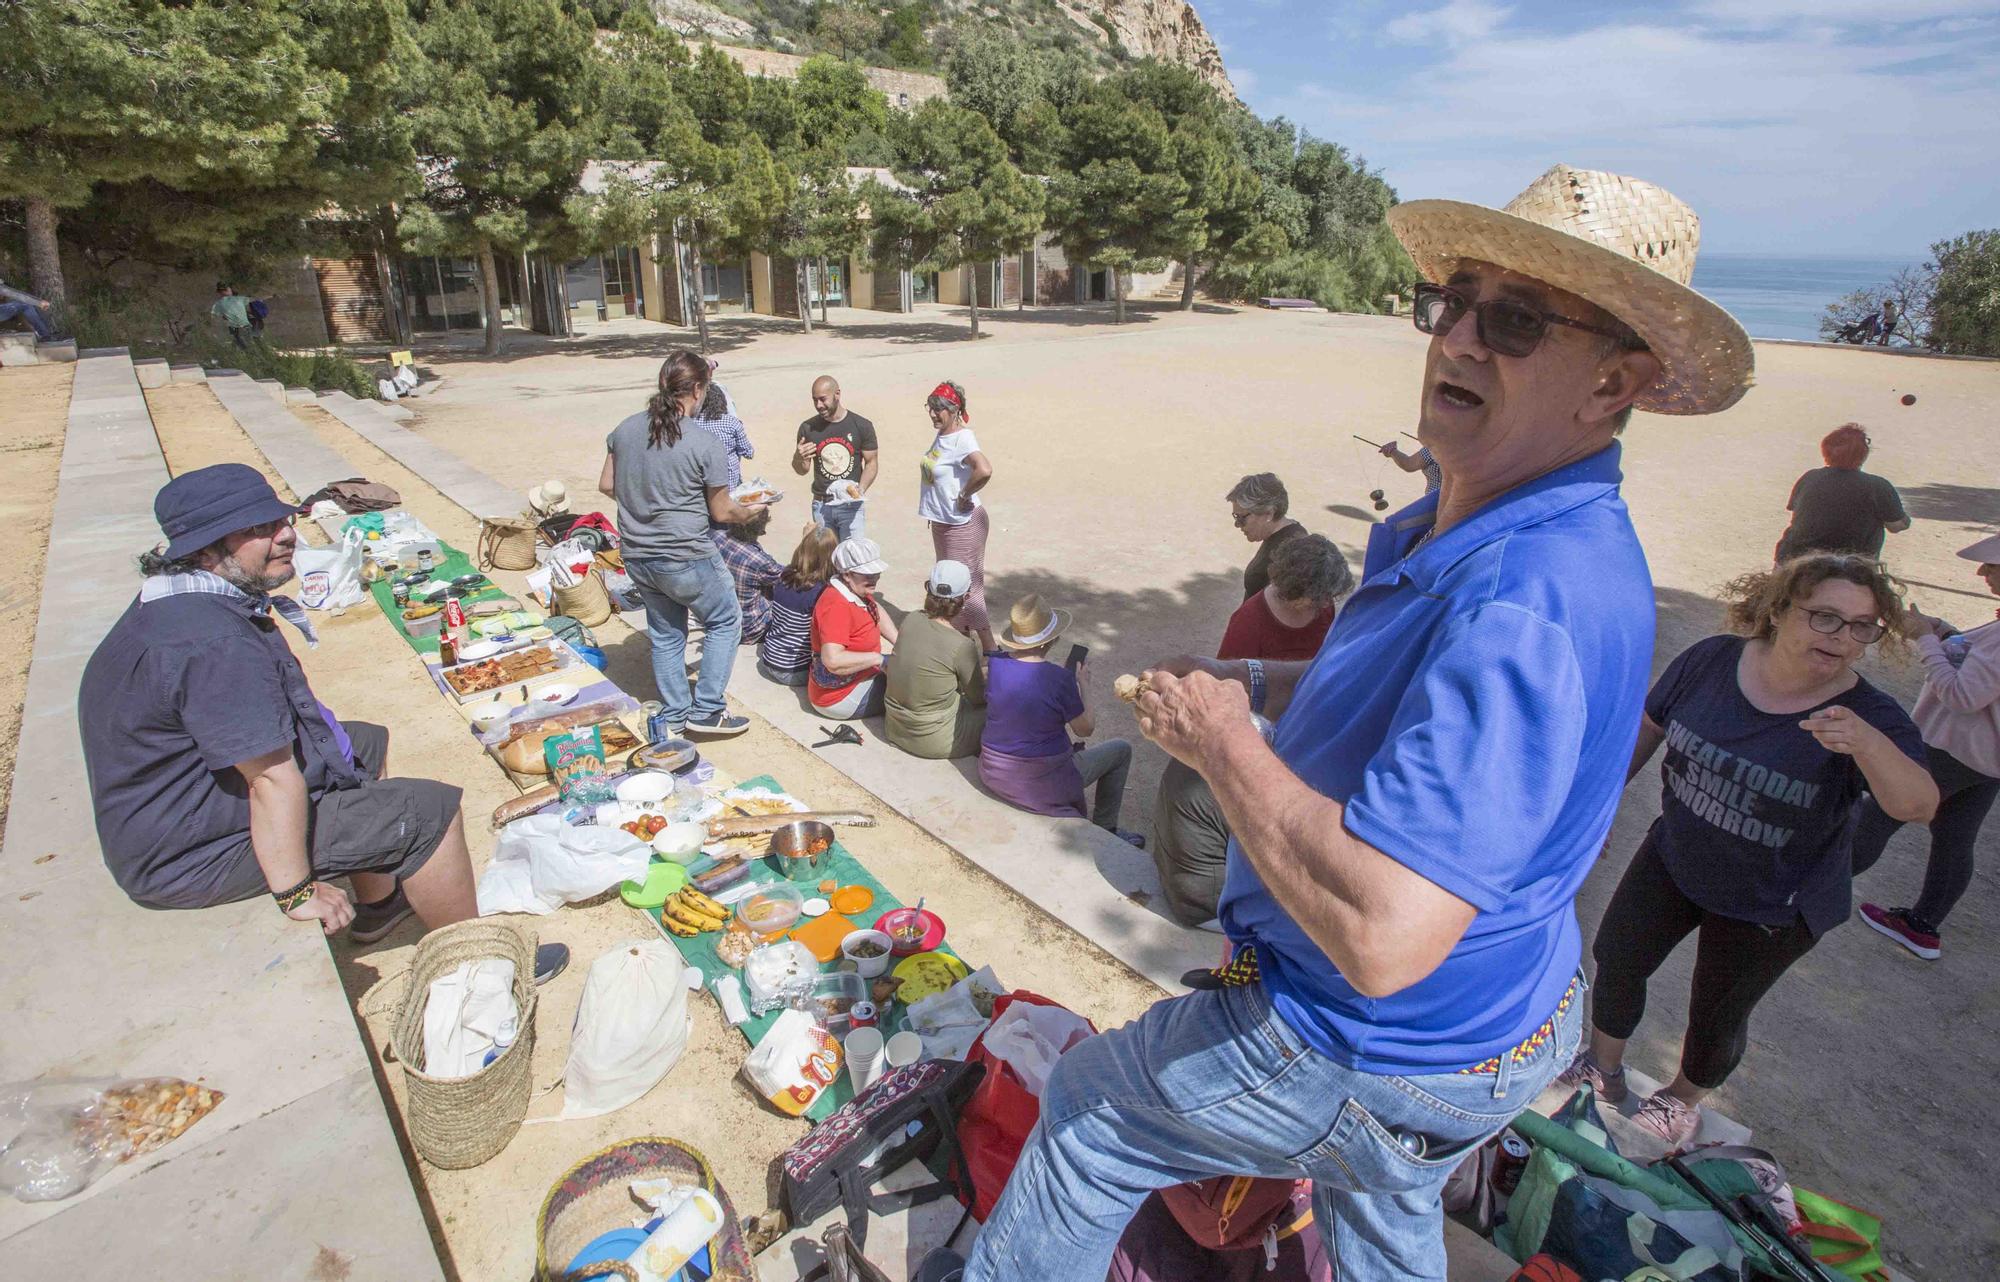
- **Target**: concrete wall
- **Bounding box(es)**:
[768,254,802,320]
[79,255,331,348]
[1034,236,1081,304]
[936,264,969,306]
[871,264,909,312]
[712,44,946,108]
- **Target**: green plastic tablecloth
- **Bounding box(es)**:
[364,540,514,655]
[646,774,965,1121]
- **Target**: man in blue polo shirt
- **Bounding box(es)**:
[960,167,1755,1281]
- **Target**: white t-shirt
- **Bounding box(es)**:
[918,428,982,526]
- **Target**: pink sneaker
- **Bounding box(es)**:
[1860,903,1941,960]
[1631,1091,1702,1148]
[1555,1049,1628,1104]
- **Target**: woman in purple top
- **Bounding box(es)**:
[978,594,1143,845]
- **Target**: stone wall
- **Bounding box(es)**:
[711,44,946,108]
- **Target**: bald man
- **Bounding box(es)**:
[795,375,878,543]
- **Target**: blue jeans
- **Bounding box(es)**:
[965,972,1584,1282]
[625,551,741,725]
[0,300,53,341]
[812,497,865,543]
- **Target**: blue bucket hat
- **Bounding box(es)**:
[155,463,301,559]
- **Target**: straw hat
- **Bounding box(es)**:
[1387,164,1754,416]
[528,480,571,515]
[997,594,1071,651]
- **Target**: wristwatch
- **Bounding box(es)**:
[1245,658,1267,716]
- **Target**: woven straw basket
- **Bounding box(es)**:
[480,515,541,571]
[365,919,538,1170]
[534,1137,756,1282]
[554,569,612,626]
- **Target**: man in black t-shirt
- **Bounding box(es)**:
[1774,425,1910,561]
[794,374,878,543]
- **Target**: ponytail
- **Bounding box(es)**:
[647,350,710,448]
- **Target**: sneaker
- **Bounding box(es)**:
[1860,902,1941,960]
[913,1248,966,1282]
[1114,828,1146,849]
[1554,1049,1629,1104]
[348,887,414,943]
[1631,1090,1702,1148]
[684,712,749,738]
[533,942,570,986]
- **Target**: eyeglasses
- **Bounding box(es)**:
[1231,508,1259,528]
[245,514,297,538]
[1412,283,1645,359]
[1800,607,1886,644]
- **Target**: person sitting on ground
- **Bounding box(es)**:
[1226,472,1305,600]
[884,560,988,760]
[810,537,898,720]
[0,274,59,342]
[1154,536,1357,927]
[1560,553,1935,1145]
[795,374,877,543]
[977,594,1142,846]
[760,524,836,687]
[1773,423,1910,562]
[686,380,755,490]
[710,506,782,644]
[212,282,255,350]
[1850,531,2000,960]
[1379,437,1442,494]
[77,464,566,978]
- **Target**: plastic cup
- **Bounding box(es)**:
[884,1030,923,1069]
[844,1027,886,1094]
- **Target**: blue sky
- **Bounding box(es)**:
[1197,0,2000,257]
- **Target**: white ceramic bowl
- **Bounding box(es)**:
[841,929,895,978]
[616,770,675,817]
[465,702,510,735]
[534,683,578,707]
[456,639,502,662]
[650,820,707,863]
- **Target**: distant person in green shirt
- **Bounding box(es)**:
[884,560,987,760]
[212,282,254,350]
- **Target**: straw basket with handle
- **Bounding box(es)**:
[480,514,541,571]
[535,1137,757,1281]
[554,569,613,626]
[360,918,538,1169]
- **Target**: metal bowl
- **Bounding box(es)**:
[768,819,835,884]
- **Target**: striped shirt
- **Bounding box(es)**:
[759,579,824,676]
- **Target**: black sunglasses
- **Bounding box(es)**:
[1412,283,1645,359]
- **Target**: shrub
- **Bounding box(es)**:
[1929,230,2000,358]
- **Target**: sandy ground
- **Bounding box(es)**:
[126,379,1164,1280]
[0,364,69,844]
[393,302,2000,1278]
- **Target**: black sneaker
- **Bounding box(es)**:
[533,942,570,985]
[684,712,750,738]
[349,887,414,943]
[914,1248,965,1282]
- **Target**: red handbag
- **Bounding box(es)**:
[954,991,1096,1221]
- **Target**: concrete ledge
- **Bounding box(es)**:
[207,371,360,505]
[255,377,286,404]
[316,389,522,517]
[167,363,206,384]
[38,338,77,363]
[79,345,131,358]
[375,399,417,421]
[132,356,170,388]
[0,332,38,367]
[284,385,318,404]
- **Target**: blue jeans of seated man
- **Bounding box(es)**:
[812,497,865,543]
[625,551,741,726]
[0,300,54,341]
[964,970,1584,1282]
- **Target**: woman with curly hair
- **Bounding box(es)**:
[1559,553,1936,1144]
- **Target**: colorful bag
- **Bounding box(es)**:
[1159,1176,1308,1252]
[1110,1184,1325,1282]
[954,992,1096,1221]
[1792,1189,1890,1281]
[780,1058,985,1253]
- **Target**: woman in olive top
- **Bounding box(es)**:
[885,561,987,760]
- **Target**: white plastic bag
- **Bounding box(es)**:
[981,1002,1093,1098]
[905,965,1005,1062]
[421,959,519,1080]
[552,940,691,1120]
[1,1077,224,1202]
[477,814,563,916]
[477,816,648,915]
[296,526,367,610]
[741,1009,842,1117]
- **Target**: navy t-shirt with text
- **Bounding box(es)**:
[1644,634,1924,934]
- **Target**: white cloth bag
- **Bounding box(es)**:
[552,940,691,1120]
[295,526,367,610]
[421,959,519,1080]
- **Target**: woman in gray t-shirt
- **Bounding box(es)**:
[599,351,768,735]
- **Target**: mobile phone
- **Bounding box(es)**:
[1064,643,1089,672]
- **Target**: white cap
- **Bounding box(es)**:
[833,537,890,575]
[1957,533,2000,565]
[927,560,972,598]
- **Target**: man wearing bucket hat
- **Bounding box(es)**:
[77,464,500,952]
[961,167,1754,1281]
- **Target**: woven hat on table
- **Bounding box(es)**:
[1387,164,1754,416]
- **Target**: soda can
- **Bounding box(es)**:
[442,594,468,633]
[1492,1133,1531,1195]
[848,1001,878,1029]
[647,708,679,745]
[391,581,410,608]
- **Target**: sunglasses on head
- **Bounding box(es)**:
[1412,282,1646,359]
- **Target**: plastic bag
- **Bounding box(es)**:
[743,941,818,1016]
[421,959,519,1080]
[742,1009,843,1117]
[980,999,1093,1098]
[477,815,648,915]
[552,940,691,1121]
[1,1077,224,1202]
[546,726,614,806]
[296,526,367,610]
[905,965,1005,1061]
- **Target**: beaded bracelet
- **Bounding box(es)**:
[273,877,317,913]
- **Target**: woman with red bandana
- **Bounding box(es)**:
[919,381,996,652]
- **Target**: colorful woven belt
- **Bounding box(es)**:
[1208,947,1576,1075]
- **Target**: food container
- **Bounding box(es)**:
[769,819,835,885]
[466,702,511,735]
[875,907,946,957]
[803,972,867,1034]
[841,929,894,979]
[738,883,806,938]
[402,605,444,637]
[650,821,706,864]
[616,771,675,820]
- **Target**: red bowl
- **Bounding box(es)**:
[874,908,946,956]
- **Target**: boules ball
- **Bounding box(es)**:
[1372,498,1390,512]
[1368,488,1386,502]
[1901,393,1916,406]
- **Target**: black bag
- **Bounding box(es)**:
[781,1058,985,1256]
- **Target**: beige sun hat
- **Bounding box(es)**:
[527,480,571,516]
[1387,164,1754,416]
[997,594,1072,652]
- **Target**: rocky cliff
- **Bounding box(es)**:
[1053,0,1235,98]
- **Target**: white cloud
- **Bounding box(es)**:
[1383,0,1513,47]
[1232,65,1260,95]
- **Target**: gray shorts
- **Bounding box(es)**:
[192,722,462,906]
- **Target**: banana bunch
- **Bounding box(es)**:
[660,887,731,937]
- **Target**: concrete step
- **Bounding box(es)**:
[166,362,205,383]
[37,338,76,362]
[254,377,286,403]
[132,356,170,388]
[0,332,39,367]
[284,384,318,404]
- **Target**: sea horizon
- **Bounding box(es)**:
[1688,250,1920,343]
